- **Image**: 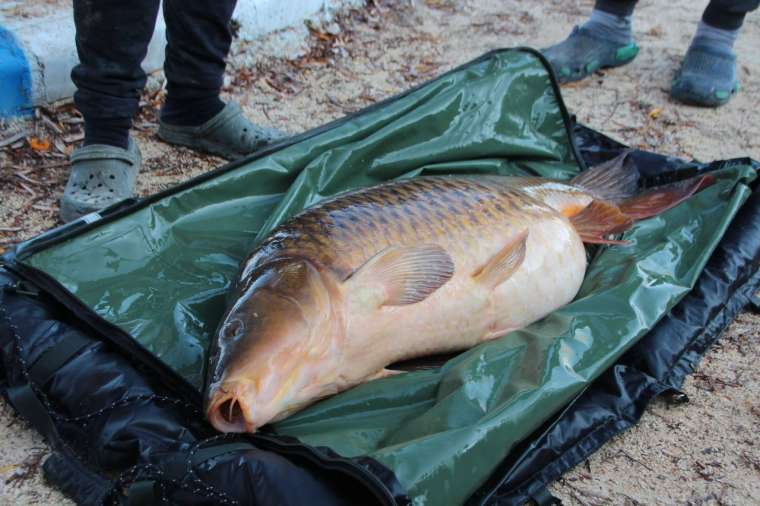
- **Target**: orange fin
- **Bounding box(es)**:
[618,174,715,221]
[571,150,640,204]
[570,200,633,245]
[473,229,528,288]
[348,244,455,306]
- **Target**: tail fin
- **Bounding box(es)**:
[618,174,715,220]
[571,150,640,204]
[570,200,633,245]
[570,174,715,245]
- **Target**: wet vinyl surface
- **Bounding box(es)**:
[25,49,580,390]
[1,1,759,505]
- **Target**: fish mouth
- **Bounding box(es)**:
[207,393,257,433]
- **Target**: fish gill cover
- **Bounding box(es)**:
[20,49,756,505]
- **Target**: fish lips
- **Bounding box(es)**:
[205,382,257,433]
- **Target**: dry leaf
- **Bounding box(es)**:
[28,137,50,151]
[0,463,17,474]
[648,108,663,120]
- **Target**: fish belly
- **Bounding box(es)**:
[488,216,586,336]
[346,215,587,368]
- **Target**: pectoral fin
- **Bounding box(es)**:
[347,244,455,306]
[473,229,528,288]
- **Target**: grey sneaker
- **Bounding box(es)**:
[158,101,286,160]
[60,137,141,223]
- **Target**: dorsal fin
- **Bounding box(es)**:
[472,230,528,288]
[569,200,633,245]
[347,244,455,306]
[571,150,640,204]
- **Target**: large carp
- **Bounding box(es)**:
[205,152,711,433]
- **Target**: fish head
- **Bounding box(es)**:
[205,258,344,433]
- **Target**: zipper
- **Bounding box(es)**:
[2,280,40,297]
[252,434,401,505]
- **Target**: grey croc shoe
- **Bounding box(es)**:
[671,44,739,107]
[157,101,286,160]
[542,26,639,84]
[60,138,141,223]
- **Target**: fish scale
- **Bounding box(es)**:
[246,176,545,281]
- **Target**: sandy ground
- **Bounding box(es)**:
[0,0,68,21]
[0,0,759,504]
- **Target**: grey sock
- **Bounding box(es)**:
[583,9,634,45]
[692,20,739,53]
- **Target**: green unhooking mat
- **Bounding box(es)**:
[12,48,757,505]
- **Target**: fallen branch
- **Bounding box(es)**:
[30,161,71,170]
[15,172,43,186]
[41,112,64,135]
[17,181,37,197]
[0,132,26,149]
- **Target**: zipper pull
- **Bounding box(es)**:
[4,281,40,297]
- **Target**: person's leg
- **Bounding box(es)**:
[542,0,640,84]
[157,0,285,158]
[671,0,759,106]
[160,0,234,126]
[71,0,160,148]
[62,0,158,222]
[593,0,638,20]
[702,0,759,30]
